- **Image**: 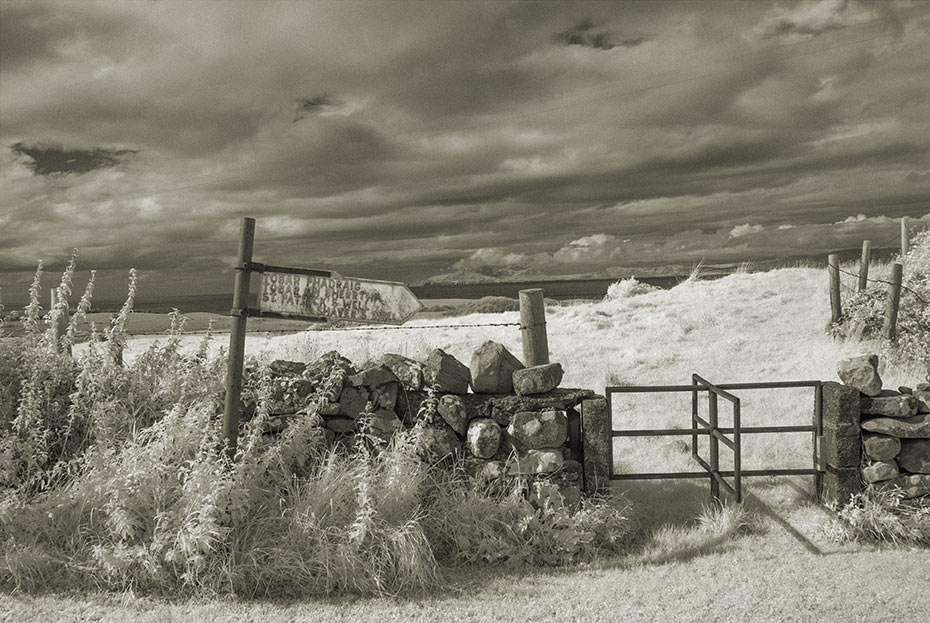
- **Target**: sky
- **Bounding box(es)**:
[1,0,929,305]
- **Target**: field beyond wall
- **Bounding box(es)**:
[5,264,929,622]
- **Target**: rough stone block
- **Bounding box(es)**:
[466,418,502,459]
[862,433,901,461]
[379,353,423,390]
[822,430,861,468]
[836,354,883,396]
[877,473,930,499]
[914,384,930,414]
[371,381,399,411]
[507,449,564,475]
[470,341,524,394]
[417,424,462,462]
[821,465,862,506]
[512,363,564,396]
[337,386,369,418]
[507,409,567,450]
[269,359,307,377]
[438,394,470,435]
[581,397,611,495]
[861,394,918,418]
[861,460,899,483]
[821,382,860,436]
[267,378,316,415]
[367,409,403,442]
[424,348,471,394]
[898,439,930,474]
[323,415,357,434]
[861,414,930,438]
[348,364,398,388]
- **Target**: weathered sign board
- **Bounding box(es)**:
[256,266,422,325]
[222,217,422,459]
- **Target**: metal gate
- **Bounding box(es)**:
[607,375,824,503]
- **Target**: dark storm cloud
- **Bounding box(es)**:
[11,143,137,175]
[0,0,927,295]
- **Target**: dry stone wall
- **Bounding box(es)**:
[823,354,930,504]
[245,341,610,505]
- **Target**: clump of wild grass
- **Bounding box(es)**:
[0,258,636,598]
[604,277,658,301]
[636,501,764,563]
[827,488,930,547]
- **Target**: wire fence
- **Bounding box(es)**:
[307,321,522,332]
[835,266,926,304]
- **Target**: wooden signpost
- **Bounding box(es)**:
[222,217,423,458]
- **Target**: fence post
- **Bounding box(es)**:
[882,262,903,341]
[223,217,255,460]
[858,240,871,292]
[828,254,842,324]
[901,217,909,258]
[519,288,549,366]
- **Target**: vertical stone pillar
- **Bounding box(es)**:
[581,397,611,495]
[820,381,863,505]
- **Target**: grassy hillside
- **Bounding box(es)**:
[2,257,928,621]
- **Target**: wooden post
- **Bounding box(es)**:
[901,217,909,258]
[223,217,255,460]
[828,254,842,324]
[882,262,903,341]
[858,240,871,292]
[519,288,549,366]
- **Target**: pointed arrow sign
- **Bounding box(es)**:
[253,264,423,325]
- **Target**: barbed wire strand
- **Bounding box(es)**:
[309,321,522,332]
[836,267,927,304]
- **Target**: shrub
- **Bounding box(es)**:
[604,277,659,301]
[832,227,930,378]
[829,488,930,547]
[0,261,636,597]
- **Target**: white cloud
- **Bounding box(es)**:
[729,223,765,238]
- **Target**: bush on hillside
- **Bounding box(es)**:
[604,277,659,301]
[832,228,930,379]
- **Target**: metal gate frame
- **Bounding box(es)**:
[607,375,824,503]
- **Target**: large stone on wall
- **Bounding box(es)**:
[348,364,397,388]
[861,393,918,418]
[269,359,307,377]
[861,414,930,438]
[878,473,930,499]
[466,418,502,459]
[513,363,564,396]
[821,382,861,438]
[507,449,564,475]
[898,439,930,474]
[337,386,369,418]
[379,353,423,390]
[862,460,899,483]
[915,384,930,414]
[424,349,471,394]
[507,409,567,450]
[470,341,524,394]
[267,377,315,414]
[417,424,463,462]
[323,415,357,434]
[438,394,470,435]
[367,409,403,442]
[836,354,883,396]
[862,433,902,461]
[581,397,611,495]
[371,381,399,411]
